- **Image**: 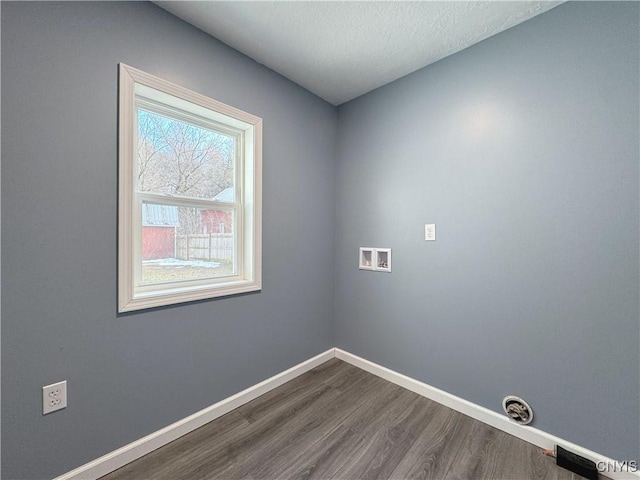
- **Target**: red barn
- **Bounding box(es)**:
[200,187,233,234]
[141,204,178,260]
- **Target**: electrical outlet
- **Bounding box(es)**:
[425,224,436,241]
[43,380,67,415]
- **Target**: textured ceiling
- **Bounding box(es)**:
[156,1,563,105]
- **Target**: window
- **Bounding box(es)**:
[118,64,262,312]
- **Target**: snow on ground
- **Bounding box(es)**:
[143,258,222,268]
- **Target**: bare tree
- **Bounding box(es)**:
[137,109,235,234]
[138,109,234,197]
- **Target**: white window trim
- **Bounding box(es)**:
[118,64,262,312]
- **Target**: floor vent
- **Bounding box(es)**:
[502,396,533,425]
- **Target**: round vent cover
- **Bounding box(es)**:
[502,396,533,425]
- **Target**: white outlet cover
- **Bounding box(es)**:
[43,380,67,415]
[425,224,436,241]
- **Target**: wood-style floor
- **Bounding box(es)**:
[101,358,582,480]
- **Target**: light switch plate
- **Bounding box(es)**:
[425,224,436,241]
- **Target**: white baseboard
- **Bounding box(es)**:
[56,347,638,480]
[335,348,640,480]
[55,348,335,480]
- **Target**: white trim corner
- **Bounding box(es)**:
[55,347,638,480]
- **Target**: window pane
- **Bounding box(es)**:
[141,203,236,285]
[137,108,235,201]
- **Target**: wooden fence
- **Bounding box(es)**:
[176,234,234,261]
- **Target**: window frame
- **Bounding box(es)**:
[118,64,262,312]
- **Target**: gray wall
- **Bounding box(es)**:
[1,2,335,478]
[3,1,639,478]
[335,1,639,462]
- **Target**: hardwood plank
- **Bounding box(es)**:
[187,380,342,479]
[239,370,400,479]
[389,406,482,480]
[385,404,451,479]
[103,377,340,480]
[235,358,359,424]
[437,416,498,480]
[101,411,250,480]
[466,428,579,480]
[204,370,380,479]
[336,392,441,480]
[100,359,590,480]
